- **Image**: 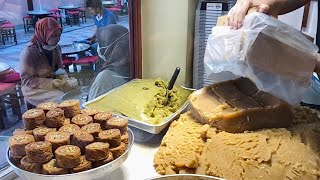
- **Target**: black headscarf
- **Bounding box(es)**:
[96,24,130,77]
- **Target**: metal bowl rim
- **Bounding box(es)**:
[6,128,134,178]
[145,174,224,180]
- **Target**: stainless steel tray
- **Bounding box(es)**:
[146,174,224,180]
[6,128,134,180]
[83,79,194,134]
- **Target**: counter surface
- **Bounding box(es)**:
[2,130,163,180]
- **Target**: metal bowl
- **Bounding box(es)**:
[6,128,134,180]
[84,79,195,134]
[145,174,224,180]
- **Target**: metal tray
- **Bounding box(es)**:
[6,128,134,180]
[145,174,224,180]
[83,79,194,134]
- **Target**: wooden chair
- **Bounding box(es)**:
[78,7,86,23]
[50,8,61,15]
[0,22,17,45]
[62,56,76,72]
[72,56,99,86]
[72,56,99,72]
[50,14,63,31]
[68,11,80,26]
[23,15,34,33]
[0,82,18,129]
[1,70,24,106]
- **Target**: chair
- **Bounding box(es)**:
[0,69,25,106]
[0,82,18,129]
[23,15,34,33]
[68,11,80,26]
[62,57,75,72]
[50,8,60,15]
[72,56,99,72]
[72,56,99,85]
[107,0,122,22]
[50,14,63,30]
[78,7,86,23]
[0,22,17,45]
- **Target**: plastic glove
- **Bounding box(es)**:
[52,79,74,92]
[67,78,79,89]
[227,0,270,29]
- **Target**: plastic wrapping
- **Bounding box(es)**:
[204,12,319,105]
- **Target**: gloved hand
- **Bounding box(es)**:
[67,77,79,89]
[228,0,270,29]
[52,79,74,92]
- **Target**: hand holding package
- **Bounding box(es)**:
[204,12,319,105]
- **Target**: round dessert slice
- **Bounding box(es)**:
[45,132,70,152]
[55,145,81,168]
[58,100,81,118]
[64,118,70,125]
[37,102,59,113]
[98,129,121,148]
[9,134,35,156]
[59,124,80,137]
[72,131,94,154]
[85,142,109,161]
[121,132,129,145]
[25,141,53,163]
[109,142,126,159]
[71,114,93,127]
[42,159,68,175]
[81,108,101,118]
[70,155,92,173]
[45,108,65,128]
[105,118,128,134]
[94,112,112,130]
[92,151,114,168]
[20,156,42,173]
[80,123,101,137]
[22,109,45,130]
[13,129,33,136]
[9,152,23,167]
[33,127,56,141]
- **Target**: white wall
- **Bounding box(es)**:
[278,1,318,38]
[141,0,197,86]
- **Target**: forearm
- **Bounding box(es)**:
[21,74,54,89]
[262,0,310,15]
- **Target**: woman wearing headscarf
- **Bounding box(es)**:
[88,24,130,100]
[20,17,76,106]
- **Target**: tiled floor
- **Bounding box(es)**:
[0,15,129,72]
[0,15,129,136]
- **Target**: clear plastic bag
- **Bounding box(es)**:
[204,12,319,105]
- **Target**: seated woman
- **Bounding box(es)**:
[88,24,130,100]
[20,17,77,106]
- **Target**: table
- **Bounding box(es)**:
[27,10,54,20]
[0,63,10,75]
[58,5,81,16]
[58,5,81,11]
[60,43,90,56]
[102,1,116,7]
[58,5,81,25]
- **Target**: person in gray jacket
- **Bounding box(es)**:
[88,24,130,100]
